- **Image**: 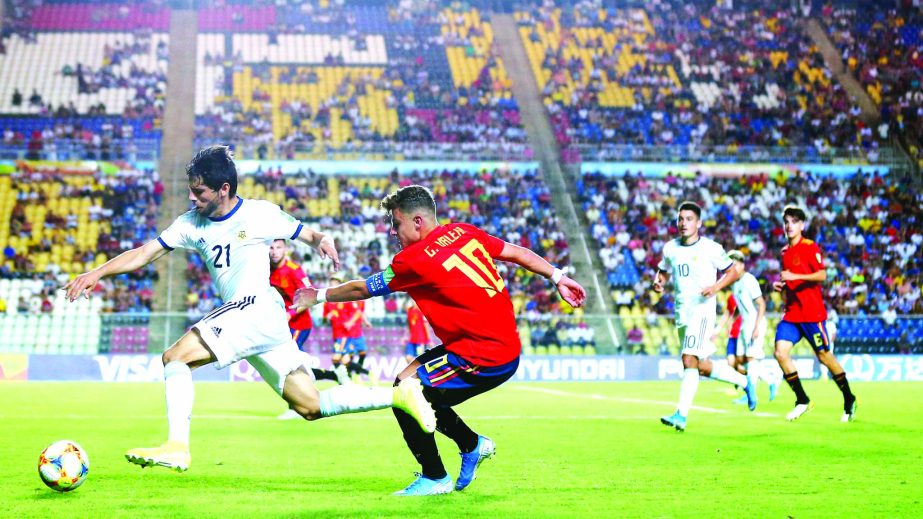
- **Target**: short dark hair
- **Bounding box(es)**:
[677,201,702,218]
[186,145,238,197]
[782,204,807,222]
[380,184,436,216]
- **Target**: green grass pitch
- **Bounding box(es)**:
[2,380,922,518]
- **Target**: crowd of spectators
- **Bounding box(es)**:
[1,165,163,314]
[520,0,884,161]
[579,169,922,319]
[194,3,527,159]
[822,3,923,168]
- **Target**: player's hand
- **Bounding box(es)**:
[779,270,798,282]
[700,284,719,297]
[651,279,664,293]
[772,280,785,292]
[557,276,587,308]
[317,235,340,271]
[290,286,319,313]
[710,333,719,344]
[752,329,760,342]
[62,270,102,302]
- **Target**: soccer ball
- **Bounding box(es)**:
[38,440,89,492]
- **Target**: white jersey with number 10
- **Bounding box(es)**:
[657,237,732,324]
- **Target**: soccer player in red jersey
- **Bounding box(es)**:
[291,185,586,495]
[404,300,432,363]
[714,294,745,374]
[323,281,370,379]
[270,240,346,420]
[772,205,857,422]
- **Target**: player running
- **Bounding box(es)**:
[291,185,586,495]
[270,239,349,420]
[653,201,756,432]
[63,146,435,472]
[725,250,780,402]
[714,294,745,376]
[772,205,857,422]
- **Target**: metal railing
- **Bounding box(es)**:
[0,139,161,162]
[566,143,902,166]
[200,139,535,162]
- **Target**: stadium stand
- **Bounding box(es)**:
[578,168,922,354]
[518,1,885,162]
[193,3,527,159]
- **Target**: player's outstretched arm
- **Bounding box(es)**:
[63,239,169,302]
[495,242,586,308]
[294,226,340,271]
[290,279,371,313]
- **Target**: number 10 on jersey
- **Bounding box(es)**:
[441,239,505,297]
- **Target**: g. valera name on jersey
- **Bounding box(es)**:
[424,226,467,258]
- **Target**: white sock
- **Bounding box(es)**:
[677,368,699,417]
[744,362,760,392]
[709,361,748,387]
[164,361,193,445]
[318,384,393,417]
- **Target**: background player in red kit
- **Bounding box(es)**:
[322,275,370,379]
[270,239,347,420]
[291,185,586,496]
[773,205,857,422]
[404,299,432,363]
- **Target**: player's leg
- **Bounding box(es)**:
[774,322,813,420]
[247,342,434,428]
[330,341,351,383]
[345,338,370,377]
[389,348,453,494]
[662,321,698,431]
[808,322,857,421]
[125,329,214,471]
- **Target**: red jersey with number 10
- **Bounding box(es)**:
[780,237,827,323]
[383,223,520,366]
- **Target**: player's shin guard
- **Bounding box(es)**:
[394,406,447,480]
[164,361,193,444]
[677,368,699,417]
[318,384,392,417]
[435,407,479,454]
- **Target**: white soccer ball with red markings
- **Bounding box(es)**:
[38,440,89,492]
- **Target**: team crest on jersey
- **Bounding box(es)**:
[792,256,801,266]
[237,230,247,240]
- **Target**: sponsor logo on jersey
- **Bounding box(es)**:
[211,326,223,337]
[238,230,247,240]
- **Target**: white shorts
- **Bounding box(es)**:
[676,307,716,359]
[737,319,768,359]
[245,342,308,396]
[193,291,299,375]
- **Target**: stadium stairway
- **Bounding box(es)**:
[492,14,620,350]
[151,8,200,348]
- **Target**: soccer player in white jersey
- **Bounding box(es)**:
[63,146,435,472]
[652,201,756,432]
[725,250,780,402]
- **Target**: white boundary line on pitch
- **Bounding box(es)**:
[0,414,660,421]
[514,385,780,418]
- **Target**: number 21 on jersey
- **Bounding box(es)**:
[441,239,505,297]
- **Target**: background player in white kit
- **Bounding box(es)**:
[63,146,435,472]
[725,250,780,402]
[652,202,756,432]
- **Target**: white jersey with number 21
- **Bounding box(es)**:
[157,198,303,302]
